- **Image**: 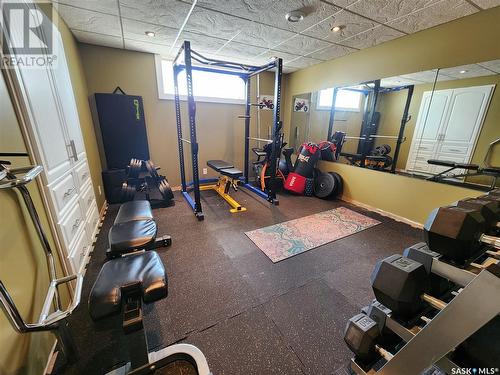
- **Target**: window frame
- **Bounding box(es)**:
[316,87,363,112]
[155,55,246,105]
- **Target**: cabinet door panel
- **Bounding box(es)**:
[51,27,86,160]
[6,4,71,182]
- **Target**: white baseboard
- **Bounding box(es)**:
[341,196,423,229]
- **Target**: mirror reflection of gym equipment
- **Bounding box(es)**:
[1,1,500,375]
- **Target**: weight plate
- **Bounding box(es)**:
[157,177,174,201]
[121,182,136,201]
[128,158,142,178]
[329,172,343,198]
[384,155,393,168]
[313,172,336,199]
[383,144,391,155]
[145,160,159,179]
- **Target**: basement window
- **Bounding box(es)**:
[317,88,362,111]
[155,55,245,104]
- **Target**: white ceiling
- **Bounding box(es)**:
[52,0,500,73]
[377,59,500,88]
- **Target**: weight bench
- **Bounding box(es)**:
[202,160,246,213]
[426,159,500,188]
[107,200,172,259]
[89,251,212,374]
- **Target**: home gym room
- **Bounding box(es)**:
[1,1,500,374]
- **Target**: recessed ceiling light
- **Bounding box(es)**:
[331,25,345,32]
[145,31,156,37]
[285,10,304,23]
[459,70,467,74]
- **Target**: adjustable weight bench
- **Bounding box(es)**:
[202,160,246,213]
[107,200,172,259]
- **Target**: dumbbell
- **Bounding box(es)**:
[156,176,174,202]
[452,197,500,233]
[371,254,450,319]
[127,158,143,179]
[144,160,160,179]
[121,181,136,202]
[424,205,500,264]
[344,313,395,364]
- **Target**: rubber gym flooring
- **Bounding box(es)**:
[56,189,423,375]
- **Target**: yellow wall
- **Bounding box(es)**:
[0,74,69,375]
[78,44,280,186]
[318,161,482,225]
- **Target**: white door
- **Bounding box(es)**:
[406,90,452,173]
[4,3,72,182]
[50,28,86,161]
[406,85,494,176]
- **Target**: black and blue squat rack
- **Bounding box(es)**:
[172,41,283,220]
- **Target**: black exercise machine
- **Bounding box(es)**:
[172,40,284,220]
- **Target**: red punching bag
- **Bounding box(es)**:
[284,143,320,194]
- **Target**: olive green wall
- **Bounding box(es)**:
[284,7,500,219]
[78,44,281,186]
[318,161,483,225]
[0,74,69,375]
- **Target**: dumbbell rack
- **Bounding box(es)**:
[349,258,500,375]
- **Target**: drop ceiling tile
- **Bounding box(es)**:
[192,0,342,33]
[380,76,424,87]
[399,69,439,83]
[302,10,377,42]
[286,56,322,69]
[308,44,356,60]
[328,0,361,8]
[345,0,439,23]
[119,0,190,28]
[477,59,500,73]
[216,42,269,61]
[72,30,123,49]
[438,63,497,79]
[235,25,297,50]
[262,50,302,65]
[186,8,245,41]
[124,39,173,57]
[470,0,500,8]
[340,25,404,49]
[56,4,122,36]
[180,31,228,54]
[52,0,119,15]
[387,0,478,34]
[273,34,332,56]
[122,18,178,45]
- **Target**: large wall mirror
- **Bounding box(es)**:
[290,59,500,191]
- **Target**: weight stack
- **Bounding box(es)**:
[102,169,128,204]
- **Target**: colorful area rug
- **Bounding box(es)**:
[245,207,381,263]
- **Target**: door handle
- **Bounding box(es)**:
[70,140,78,161]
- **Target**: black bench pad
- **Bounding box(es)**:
[109,219,157,254]
[427,159,479,170]
[89,251,167,321]
[207,160,233,171]
[114,200,153,224]
[219,167,242,179]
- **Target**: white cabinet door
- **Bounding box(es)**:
[438,85,494,158]
[5,3,71,182]
[51,28,86,161]
[406,90,452,173]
